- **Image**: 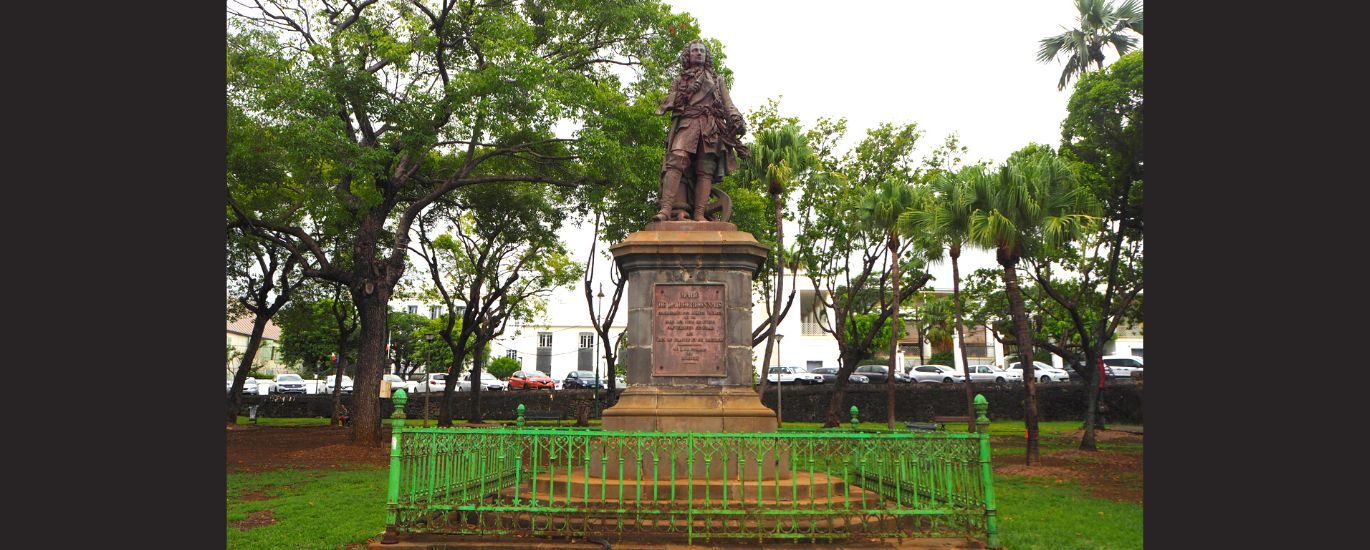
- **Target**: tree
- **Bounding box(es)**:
[1037,0,1143,90]
[732,116,816,396]
[858,177,918,430]
[227,0,698,445]
[386,311,433,377]
[226,227,302,424]
[1041,49,1144,450]
[901,149,984,429]
[487,356,520,380]
[412,183,579,425]
[969,154,1099,465]
[794,120,934,427]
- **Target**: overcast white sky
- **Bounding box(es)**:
[554,0,1141,295]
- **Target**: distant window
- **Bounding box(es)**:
[1132,348,1144,357]
[407,305,418,315]
[538,332,552,348]
[430,306,442,319]
[806,360,823,370]
[505,350,518,359]
[579,333,595,349]
[455,306,466,317]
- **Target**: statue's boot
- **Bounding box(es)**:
[692,174,713,221]
[654,168,682,221]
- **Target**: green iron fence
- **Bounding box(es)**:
[382,395,1000,547]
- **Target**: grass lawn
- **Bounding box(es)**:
[228,418,1141,549]
[995,476,1142,550]
[227,467,387,549]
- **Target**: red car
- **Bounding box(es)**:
[508,370,555,390]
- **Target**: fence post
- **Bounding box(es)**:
[849,405,860,430]
[974,394,1000,549]
[382,389,409,545]
[517,403,526,428]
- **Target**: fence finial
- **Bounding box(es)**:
[517,403,526,427]
[849,405,860,429]
[974,394,989,432]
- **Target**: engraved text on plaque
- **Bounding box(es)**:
[653,284,726,376]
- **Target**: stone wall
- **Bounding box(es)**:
[239,384,1140,424]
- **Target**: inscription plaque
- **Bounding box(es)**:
[653,284,726,376]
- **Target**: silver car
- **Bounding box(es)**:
[908,365,965,384]
[1007,361,1072,383]
[965,364,1021,384]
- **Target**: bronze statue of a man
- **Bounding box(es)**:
[654,40,748,222]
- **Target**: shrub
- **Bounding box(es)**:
[487,356,520,379]
[929,351,954,366]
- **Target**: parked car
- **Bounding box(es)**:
[226,376,260,395]
[1007,361,1072,383]
[509,370,556,390]
[1102,355,1144,378]
[270,373,308,394]
[908,365,965,384]
[807,366,870,384]
[382,374,418,394]
[965,364,1020,384]
[853,364,911,383]
[562,370,606,389]
[459,371,508,391]
[766,366,824,385]
[325,375,354,394]
[412,373,448,393]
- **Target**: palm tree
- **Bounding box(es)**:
[1038,0,1144,90]
[738,125,815,399]
[969,155,1098,465]
[901,167,982,430]
[858,177,919,430]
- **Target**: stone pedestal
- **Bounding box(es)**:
[600,221,781,478]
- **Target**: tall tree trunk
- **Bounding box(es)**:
[999,251,1039,465]
[226,315,272,424]
[1080,348,1102,449]
[951,244,977,433]
[758,190,785,398]
[886,233,900,430]
[468,341,486,423]
[822,355,854,427]
[350,292,391,446]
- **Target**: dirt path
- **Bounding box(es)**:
[991,428,1143,504]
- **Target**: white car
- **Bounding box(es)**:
[766,366,824,385]
[965,364,1021,384]
[1102,355,1144,378]
[226,376,259,395]
[908,365,965,384]
[1007,361,1072,383]
[325,375,354,394]
[269,373,309,394]
[458,372,507,391]
[382,374,418,394]
[412,373,448,393]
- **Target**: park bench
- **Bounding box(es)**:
[521,409,565,426]
[932,415,973,425]
[906,415,975,433]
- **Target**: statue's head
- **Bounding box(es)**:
[679,40,713,70]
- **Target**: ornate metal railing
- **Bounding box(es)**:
[382,395,1000,547]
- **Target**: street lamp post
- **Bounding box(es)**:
[594,284,605,418]
[776,334,786,427]
[423,333,435,427]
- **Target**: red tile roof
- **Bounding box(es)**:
[227,316,282,340]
